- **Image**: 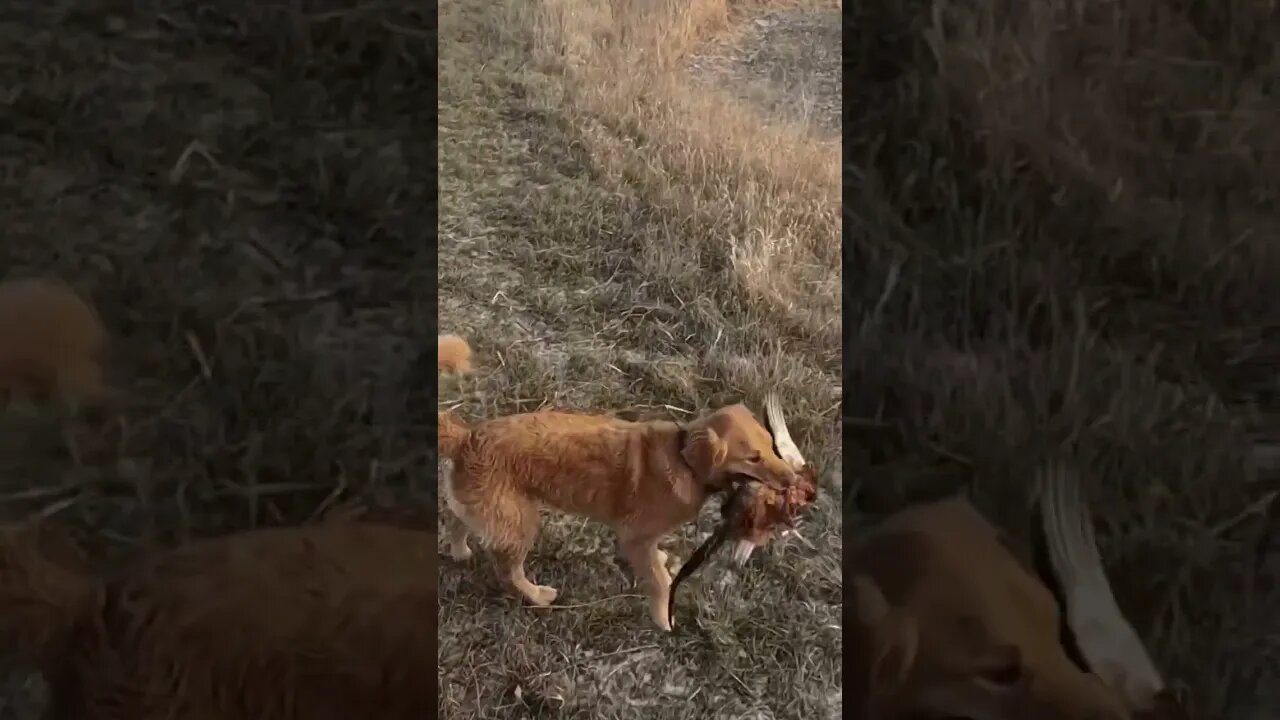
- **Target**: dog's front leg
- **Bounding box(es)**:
[619,536,673,631]
[613,538,670,584]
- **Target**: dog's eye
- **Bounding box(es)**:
[747,453,762,463]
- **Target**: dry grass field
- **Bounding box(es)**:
[438,0,842,718]
[0,1,431,717]
[845,1,1280,718]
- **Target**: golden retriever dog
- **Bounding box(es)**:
[438,395,800,631]
[847,464,1188,719]
[0,515,436,720]
[0,276,106,407]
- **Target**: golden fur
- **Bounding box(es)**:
[847,498,1134,719]
[0,518,435,720]
[438,402,798,631]
[437,334,472,375]
[0,277,106,406]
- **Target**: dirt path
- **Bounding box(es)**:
[688,7,840,138]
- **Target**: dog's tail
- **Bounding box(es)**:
[438,334,473,375]
[438,410,471,461]
[438,333,473,460]
[0,277,110,407]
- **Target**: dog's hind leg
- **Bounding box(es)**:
[445,466,557,606]
[484,495,558,607]
[440,463,475,560]
[495,546,558,607]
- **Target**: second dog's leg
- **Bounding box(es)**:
[620,535,672,631]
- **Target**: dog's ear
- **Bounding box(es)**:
[682,428,727,481]
[850,575,918,701]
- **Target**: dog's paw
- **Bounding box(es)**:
[448,544,473,561]
[651,612,673,632]
[529,585,559,606]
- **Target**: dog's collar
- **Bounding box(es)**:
[674,423,692,474]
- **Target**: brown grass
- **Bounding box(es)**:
[0,1,431,717]
[845,0,1280,716]
[438,0,841,717]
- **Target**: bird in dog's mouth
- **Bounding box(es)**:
[667,393,818,628]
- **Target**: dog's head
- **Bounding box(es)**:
[848,483,1186,720]
[680,394,817,563]
[725,392,816,564]
[667,395,820,628]
[680,402,797,492]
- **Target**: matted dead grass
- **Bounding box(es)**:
[845,0,1280,717]
[438,0,841,717]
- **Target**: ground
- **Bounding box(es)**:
[0,2,431,717]
[438,0,841,718]
[845,1,1279,718]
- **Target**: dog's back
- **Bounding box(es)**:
[57,522,436,720]
[454,410,679,523]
